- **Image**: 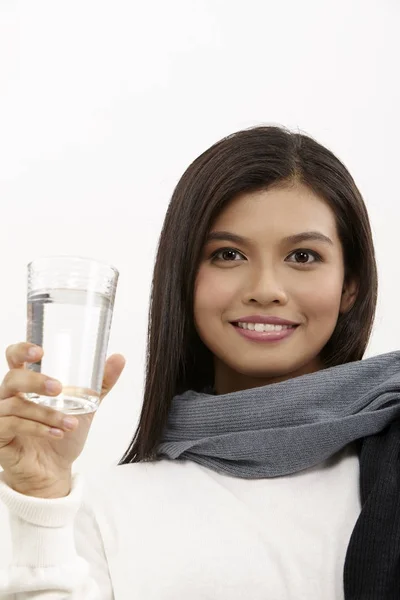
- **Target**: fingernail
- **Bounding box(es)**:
[27,347,39,359]
[63,417,78,430]
[45,379,61,393]
[49,428,63,437]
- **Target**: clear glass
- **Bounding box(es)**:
[26,256,119,414]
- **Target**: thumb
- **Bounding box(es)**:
[100,354,126,401]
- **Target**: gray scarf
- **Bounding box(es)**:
[157,349,400,477]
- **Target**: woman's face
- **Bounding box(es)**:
[193,182,358,394]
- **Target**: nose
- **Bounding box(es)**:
[243,266,289,306]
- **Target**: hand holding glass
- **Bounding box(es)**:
[26,256,119,414]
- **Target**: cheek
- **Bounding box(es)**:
[298,278,343,319]
[194,268,237,316]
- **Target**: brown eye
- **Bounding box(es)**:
[210,248,244,262]
[221,249,239,261]
[294,251,310,263]
[288,249,322,264]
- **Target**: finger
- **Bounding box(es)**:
[0,395,78,435]
[6,343,43,370]
[0,368,61,401]
[0,415,70,443]
[100,354,126,401]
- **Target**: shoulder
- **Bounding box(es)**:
[76,459,215,542]
[80,458,205,510]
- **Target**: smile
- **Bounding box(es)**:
[231,323,299,343]
[236,322,295,332]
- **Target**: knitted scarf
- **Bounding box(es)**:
[157,350,400,599]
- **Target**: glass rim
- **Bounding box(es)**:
[27,255,119,277]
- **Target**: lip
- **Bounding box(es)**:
[230,315,299,326]
[231,322,299,343]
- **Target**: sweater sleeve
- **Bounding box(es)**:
[0,471,113,599]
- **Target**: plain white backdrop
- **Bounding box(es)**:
[0,0,399,555]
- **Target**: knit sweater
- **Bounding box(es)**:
[0,443,360,599]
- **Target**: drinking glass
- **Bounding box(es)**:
[26,256,119,414]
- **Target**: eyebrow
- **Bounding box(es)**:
[205,230,334,247]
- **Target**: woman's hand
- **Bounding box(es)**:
[0,342,125,498]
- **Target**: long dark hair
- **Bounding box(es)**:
[119,124,378,465]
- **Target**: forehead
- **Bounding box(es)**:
[212,183,338,237]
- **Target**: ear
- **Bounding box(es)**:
[339,278,359,314]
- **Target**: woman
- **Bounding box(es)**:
[0,125,380,599]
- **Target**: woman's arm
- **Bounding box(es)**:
[0,472,113,599]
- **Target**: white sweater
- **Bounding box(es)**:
[0,443,361,600]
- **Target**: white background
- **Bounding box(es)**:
[0,0,398,518]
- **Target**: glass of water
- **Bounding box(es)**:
[26,256,119,415]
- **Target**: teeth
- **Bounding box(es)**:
[237,322,294,332]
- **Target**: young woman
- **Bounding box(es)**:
[0,125,379,599]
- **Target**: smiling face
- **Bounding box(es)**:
[193,182,358,394]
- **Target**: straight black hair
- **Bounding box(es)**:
[119,124,378,465]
